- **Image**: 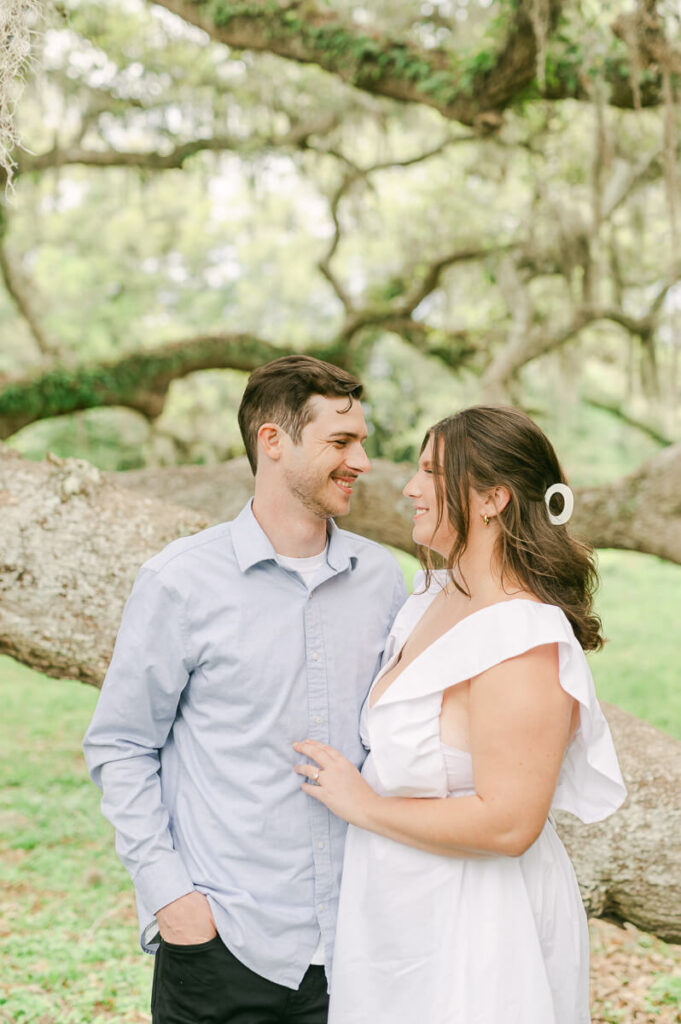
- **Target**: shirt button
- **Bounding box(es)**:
[314,716,322,725]
[311,652,319,661]
[317,841,325,850]
[318,903,325,912]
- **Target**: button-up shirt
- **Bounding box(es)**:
[83,501,406,988]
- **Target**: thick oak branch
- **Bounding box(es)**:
[150,0,559,126]
[0,334,345,439]
[0,447,680,940]
[150,0,671,119]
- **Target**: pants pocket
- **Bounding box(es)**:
[153,935,226,1024]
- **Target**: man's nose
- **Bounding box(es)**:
[347,443,371,474]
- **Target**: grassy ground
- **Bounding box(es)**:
[0,659,152,1023]
[0,548,679,1022]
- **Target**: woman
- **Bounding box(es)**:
[294,405,626,1024]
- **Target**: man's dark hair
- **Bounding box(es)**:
[238,355,363,473]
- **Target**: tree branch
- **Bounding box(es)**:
[15,114,341,175]
[482,282,679,398]
[149,0,562,126]
[583,393,672,447]
[0,334,347,439]
[147,0,677,120]
[0,206,59,359]
[397,243,515,317]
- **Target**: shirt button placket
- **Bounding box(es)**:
[304,594,333,939]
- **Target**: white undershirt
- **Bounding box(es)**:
[275,548,328,588]
[276,545,328,967]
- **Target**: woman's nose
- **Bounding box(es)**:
[403,474,419,498]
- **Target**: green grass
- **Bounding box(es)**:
[0,660,153,1024]
[590,550,681,739]
[0,547,679,1020]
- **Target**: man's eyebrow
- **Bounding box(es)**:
[327,430,369,441]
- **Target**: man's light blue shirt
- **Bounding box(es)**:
[83,501,406,988]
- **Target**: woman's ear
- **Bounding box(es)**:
[480,485,511,521]
[257,423,284,462]
[491,485,511,515]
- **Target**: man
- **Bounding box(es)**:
[84,355,407,1024]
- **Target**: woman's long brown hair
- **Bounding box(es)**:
[420,405,603,652]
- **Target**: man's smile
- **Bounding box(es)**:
[332,475,357,495]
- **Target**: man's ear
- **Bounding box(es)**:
[257,423,284,462]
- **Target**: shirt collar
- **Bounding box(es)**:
[231,500,357,574]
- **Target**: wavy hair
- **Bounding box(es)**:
[421,405,603,652]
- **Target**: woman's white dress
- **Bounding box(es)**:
[328,573,627,1024]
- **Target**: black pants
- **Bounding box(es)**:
[151,935,329,1024]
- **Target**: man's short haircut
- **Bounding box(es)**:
[238,355,364,473]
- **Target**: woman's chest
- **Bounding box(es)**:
[371,596,467,707]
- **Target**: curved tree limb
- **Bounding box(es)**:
[1,445,680,941]
[13,113,342,176]
[482,289,679,400]
[0,228,59,359]
[0,333,339,439]
[582,394,673,448]
[113,442,681,570]
[149,0,560,126]
[149,0,672,119]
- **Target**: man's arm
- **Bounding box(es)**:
[83,566,215,942]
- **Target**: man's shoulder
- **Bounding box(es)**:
[336,525,402,573]
[143,520,236,577]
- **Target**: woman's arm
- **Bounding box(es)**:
[294,643,575,858]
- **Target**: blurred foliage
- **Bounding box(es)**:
[0,0,679,475]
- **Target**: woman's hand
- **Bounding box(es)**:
[293,739,379,828]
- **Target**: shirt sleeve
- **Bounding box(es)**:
[83,566,196,915]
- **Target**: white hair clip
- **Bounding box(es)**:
[544,483,574,526]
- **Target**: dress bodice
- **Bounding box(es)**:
[441,743,475,797]
[360,572,626,823]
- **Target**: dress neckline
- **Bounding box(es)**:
[369,596,551,710]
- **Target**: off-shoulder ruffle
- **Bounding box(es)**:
[366,575,626,823]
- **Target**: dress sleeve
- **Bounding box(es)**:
[368,600,627,820]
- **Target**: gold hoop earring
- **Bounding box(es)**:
[482,514,490,526]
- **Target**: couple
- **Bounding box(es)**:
[84,355,626,1024]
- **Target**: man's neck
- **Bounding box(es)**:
[252,494,328,558]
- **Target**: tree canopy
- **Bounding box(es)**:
[0,0,678,475]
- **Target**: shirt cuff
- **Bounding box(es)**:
[133,853,195,916]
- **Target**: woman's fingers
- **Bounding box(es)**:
[294,763,323,780]
[292,739,337,764]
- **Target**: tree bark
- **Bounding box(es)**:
[115,444,681,567]
[0,448,205,685]
[150,0,671,118]
[1,447,680,940]
[555,704,681,943]
[115,455,414,550]
[574,442,681,566]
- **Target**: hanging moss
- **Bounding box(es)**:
[203,0,489,107]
